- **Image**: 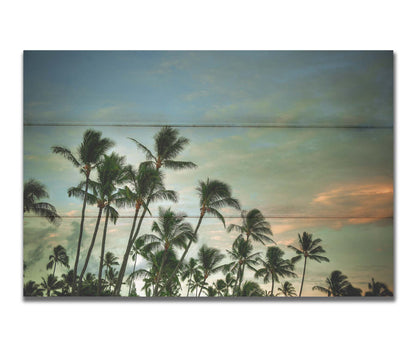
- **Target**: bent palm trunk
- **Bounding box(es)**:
[72,174,90,294]
[79,207,103,286]
[298,256,307,297]
[97,208,110,295]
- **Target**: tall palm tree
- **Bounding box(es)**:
[224,238,261,296]
[129,126,197,171]
[277,281,297,297]
[24,179,61,225]
[41,274,64,297]
[24,281,44,297]
[52,129,114,291]
[146,207,193,296]
[69,179,106,284]
[180,257,201,297]
[96,153,127,295]
[197,245,225,297]
[113,165,178,296]
[162,178,241,294]
[113,127,196,296]
[288,232,329,297]
[255,246,297,296]
[46,245,69,277]
[365,278,393,296]
[312,270,352,297]
[227,209,274,245]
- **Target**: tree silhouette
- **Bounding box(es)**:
[24,179,61,225]
[365,278,393,296]
[288,232,329,297]
[52,129,114,292]
[46,245,69,277]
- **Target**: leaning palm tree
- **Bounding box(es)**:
[96,153,127,295]
[197,245,225,297]
[288,232,329,297]
[129,126,197,171]
[224,238,261,296]
[52,129,114,291]
[365,278,393,296]
[113,165,178,296]
[147,207,194,296]
[276,281,297,297]
[24,281,44,297]
[46,245,69,277]
[312,270,352,297]
[255,246,297,296]
[227,209,274,245]
[24,179,61,225]
[41,274,64,297]
[161,178,241,294]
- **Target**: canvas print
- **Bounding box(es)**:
[23,51,393,298]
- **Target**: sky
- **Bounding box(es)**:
[23,51,393,296]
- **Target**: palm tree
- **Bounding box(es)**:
[181,258,201,297]
[96,153,127,295]
[288,232,329,297]
[227,209,274,245]
[365,278,393,296]
[61,270,76,296]
[103,252,119,280]
[240,281,264,297]
[105,266,119,292]
[197,245,225,297]
[127,236,156,295]
[24,281,44,297]
[129,126,197,171]
[113,164,178,296]
[205,286,218,297]
[146,207,194,296]
[46,245,69,277]
[52,129,114,291]
[255,246,297,296]
[189,269,205,297]
[223,273,237,297]
[277,281,297,297]
[224,238,261,296]
[162,178,241,294]
[312,270,352,297]
[41,274,64,297]
[213,279,227,296]
[24,179,61,225]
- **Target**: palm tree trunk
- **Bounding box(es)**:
[186,278,192,297]
[52,262,57,278]
[299,256,307,297]
[128,255,138,296]
[233,264,242,296]
[97,207,110,295]
[157,213,205,295]
[198,277,207,297]
[153,250,168,296]
[72,173,90,294]
[114,207,145,295]
[271,276,275,297]
[79,207,103,285]
[238,263,246,294]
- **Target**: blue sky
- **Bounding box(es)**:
[23,51,394,296]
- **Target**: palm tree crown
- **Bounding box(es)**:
[288,232,329,297]
[312,270,352,297]
[227,208,274,244]
[129,126,197,171]
[46,245,69,277]
[24,179,61,225]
